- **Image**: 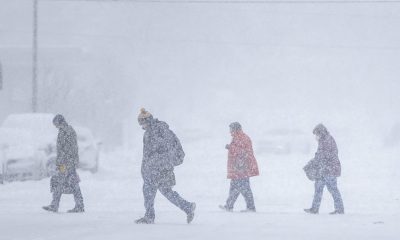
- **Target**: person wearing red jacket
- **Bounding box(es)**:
[219,122,259,212]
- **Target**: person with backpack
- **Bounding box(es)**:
[135,108,196,224]
[304,124,344,215]
[219,122,259,212]
[42,114,85,213]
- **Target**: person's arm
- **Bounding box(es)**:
[314,141,326,163]
[71,131,79,168]
[225,144,230,150]
[61,130,79,172]
[56,132,68,173]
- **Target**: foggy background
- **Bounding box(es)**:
[2,2,400,238]
[1,0,400,153]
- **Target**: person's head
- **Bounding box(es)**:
[229,122,242,136]
[313,123,329,141]
[53,114,67,129]
[138,108,153,130]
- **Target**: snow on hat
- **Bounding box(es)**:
[138,108,153,124]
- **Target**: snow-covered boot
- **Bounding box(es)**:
[135,217,154,224]
[219,205,233,212]
[329,210,344,215]
[42,205,58,213]
[304,208,319,214]
[67,206,85,213]
[240,208,256,213]
[187,202,196,224]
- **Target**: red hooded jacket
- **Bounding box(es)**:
[227,131,259,179]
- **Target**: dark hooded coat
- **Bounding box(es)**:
[312,124,341,178]
[50,124,80,194]
[141,119,184,188]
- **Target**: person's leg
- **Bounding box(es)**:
[43,190,61,212]
[311,178,326,211]
[50,190,62,210]
[72,184,84,210]
[159,186,192,214]
[143,182,158,220]
[325,177,344,213]
[237,178,256,210]
[226,180,241,210]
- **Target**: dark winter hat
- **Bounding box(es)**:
[313,123,329,136]
[138,108,153,125]
[229,122,242,132]
[53,114,66,126]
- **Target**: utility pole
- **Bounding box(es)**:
[0,60,3,90]
[32,0,38,112]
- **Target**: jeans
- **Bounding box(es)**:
[226,178,255,210]
[51,184,84,210]
[143,182,192,220]
[312,176,344,212]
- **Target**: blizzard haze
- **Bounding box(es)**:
[1,1,400,240]
[1,1,400,146]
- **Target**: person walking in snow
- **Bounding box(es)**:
[43,114,85,213]
[219,122,259,212]
[304,123,344,215]
[135,108,196,224]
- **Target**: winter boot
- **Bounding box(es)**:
[42,205,58,213]
[67,206,85,213]
[329,210,344,215]
[240,208,256,213]
[219,205,233,212]
[304,208,319,214]
[135,217,154,224]
[187,202,196,224]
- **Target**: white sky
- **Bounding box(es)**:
[1,0,400,145]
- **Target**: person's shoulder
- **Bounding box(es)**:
[244,132,252,139]
[321,134,336,148]
[328,134,337,145]
[241,132,252,142]
[326,134,335,142]
[155,119,170,131]
[66,125,77,136]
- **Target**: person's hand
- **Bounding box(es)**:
[59,164,66,173]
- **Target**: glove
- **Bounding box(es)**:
[59,164,66,173]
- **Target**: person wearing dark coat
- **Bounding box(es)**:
[304,124,344,215]
[43,114,84,213]
[135,108,196,224]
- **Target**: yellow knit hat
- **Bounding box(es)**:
[138,108,153,124]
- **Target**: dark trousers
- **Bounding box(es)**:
[143,182,192,220]
[51,184,84,210]
[312,176,344,212]
[226,178,255,210]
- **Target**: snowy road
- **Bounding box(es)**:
[2,211,399,240]
[1,148,400,240]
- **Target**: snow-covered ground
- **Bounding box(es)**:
[1,134,399,240]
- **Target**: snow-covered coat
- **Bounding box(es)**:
[227,131,259,180]
[313,125,341,178]
[51,125,80,194]
[141,119,183,188]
